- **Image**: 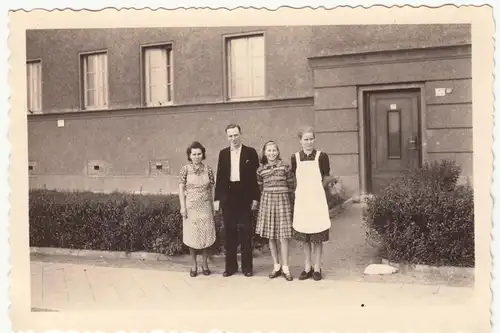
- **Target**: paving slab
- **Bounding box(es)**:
[31,261,474,312]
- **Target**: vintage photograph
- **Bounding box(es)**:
[8,5,494,332]
[27,22,475,302]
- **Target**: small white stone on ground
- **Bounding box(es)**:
[363,264,399,275]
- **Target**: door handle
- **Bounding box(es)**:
[408,137,418,150]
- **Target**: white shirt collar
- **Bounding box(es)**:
[230,144,242,152]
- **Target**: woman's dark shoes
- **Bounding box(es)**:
[312,269,322,281]
[202,267,211,276]
[298,269,313,280]
[269,268,282,279]
[190,269,197,277]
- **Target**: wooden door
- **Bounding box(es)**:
[367,90,421,194]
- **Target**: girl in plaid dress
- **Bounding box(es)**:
[255,140,295,281]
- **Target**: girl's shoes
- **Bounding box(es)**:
[269,268,293,281]
[269,268,282,279]
[283,271,294,281]
[202,267,211,276]
[190,269,197,277]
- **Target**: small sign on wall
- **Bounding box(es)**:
[435,88,446,97]
[57,119,65,128]
[390,104,397,110]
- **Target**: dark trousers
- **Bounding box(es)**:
[222,181,253,273]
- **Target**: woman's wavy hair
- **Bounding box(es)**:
[186,141,207,162]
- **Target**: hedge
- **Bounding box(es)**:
[30,178,346,256]
[363,160,474,267]
[29,189,268,256]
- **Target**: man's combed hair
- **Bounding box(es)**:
[225,124,242,133]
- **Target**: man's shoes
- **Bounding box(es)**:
[223,270,236,277]
[243,271,253,277]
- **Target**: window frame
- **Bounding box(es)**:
[26,59,43,114]
[223,32,266,102]
[140,42,174,107]
[79,50,109,111]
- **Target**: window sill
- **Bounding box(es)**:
[226,96,267,103]
[27,111,44,115]
[83,106,109,111]
[144,103,174,108]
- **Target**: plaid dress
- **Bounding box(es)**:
[255,160,295,239]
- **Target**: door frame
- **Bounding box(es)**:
[357,83,427,195]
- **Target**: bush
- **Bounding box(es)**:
[363,160,474,267]
[324,177,348,209]
[29,189,266,256]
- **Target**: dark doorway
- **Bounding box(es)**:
[364,89,422,194]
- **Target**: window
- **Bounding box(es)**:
[387,110,402,159]
[143,44,173,106]
[81,52,108,110]
[226,34,265,100]
[26,60,42,114]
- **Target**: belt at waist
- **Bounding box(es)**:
[261,188,291,193]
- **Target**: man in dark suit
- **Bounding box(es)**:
[214,124,260,277]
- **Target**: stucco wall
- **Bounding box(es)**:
[26,24,472,195]
[28,98,314,193]
[26,24,471,113]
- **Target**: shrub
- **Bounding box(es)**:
[409,159,462,192]
[324,177,348,209]
[363,160,474,267]
[29,189,266,256]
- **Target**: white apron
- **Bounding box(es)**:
[292,151,331,234]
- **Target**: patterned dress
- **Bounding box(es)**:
[255,160,295,239]
[178,163,217,250]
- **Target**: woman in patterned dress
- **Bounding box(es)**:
[178,141,217,277]
[291,126,334,281]
[255,140,295,281]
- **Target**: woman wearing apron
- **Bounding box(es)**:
[291,126,332,281]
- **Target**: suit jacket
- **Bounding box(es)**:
[214,144,261,206]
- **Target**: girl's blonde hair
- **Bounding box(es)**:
[260,140,281,165]
[298,126,315,140]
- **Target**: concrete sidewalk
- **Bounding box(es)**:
[30,259,488,332]
[32,259,475,312]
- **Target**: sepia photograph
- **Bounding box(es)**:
[8,5,494,333]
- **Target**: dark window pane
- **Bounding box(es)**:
[387,110,401,159]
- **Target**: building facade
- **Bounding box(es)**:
[26,24,472,196]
